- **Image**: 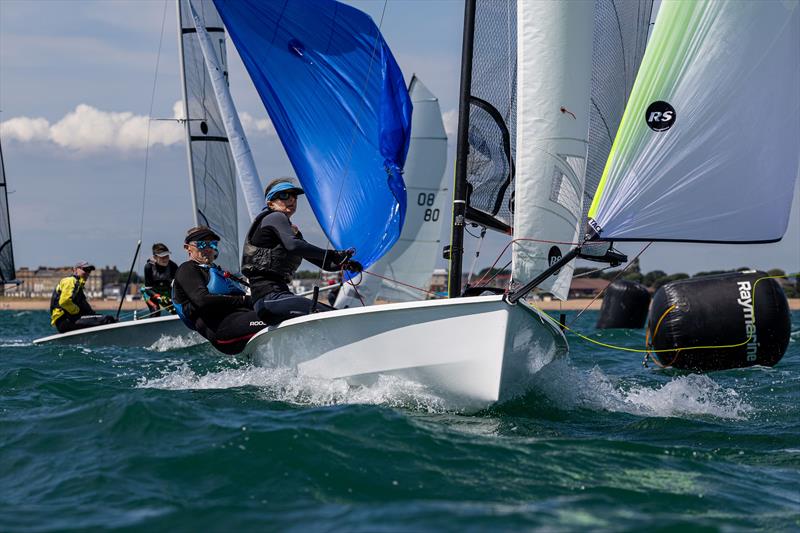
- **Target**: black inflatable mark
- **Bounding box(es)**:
[646,271,791,371]
[596,280,651,329]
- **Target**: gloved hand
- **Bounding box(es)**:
[331,248,356,265]
[342,259,363,273]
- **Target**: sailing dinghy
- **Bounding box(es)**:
[225,0,617,410]
[0,135,20,290]
[236,0,798,409]
[33,0,247,348]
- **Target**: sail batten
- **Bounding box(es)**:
[589,0,800,244]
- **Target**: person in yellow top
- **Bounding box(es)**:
[50,261,115,333]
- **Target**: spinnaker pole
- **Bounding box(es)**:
[448,0,477,298]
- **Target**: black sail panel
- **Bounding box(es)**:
[464,0,516,233]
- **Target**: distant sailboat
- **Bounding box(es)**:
[0,134,20,289]
[33,0,247,347]
[334,75,448,308]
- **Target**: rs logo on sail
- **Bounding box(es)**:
[737,281,758,361]
[645,101,676,131]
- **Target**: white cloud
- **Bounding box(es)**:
[240,111,277,136]
[442,109,458,139]
[0,102,277,153]
[0,116,50,142]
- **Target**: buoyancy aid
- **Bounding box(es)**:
[50,275,88,325]
[173,264,246,331]
[144,259,177,293]
[241,209,303,284]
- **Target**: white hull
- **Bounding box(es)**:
[242,295,567,411]
[32,315,202,348]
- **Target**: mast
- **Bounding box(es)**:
[176,0,199,229]
[448,0,477,298]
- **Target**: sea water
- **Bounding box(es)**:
[1,310,798,531]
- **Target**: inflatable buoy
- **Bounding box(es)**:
[596,280,651,329]
[646,271,791,371]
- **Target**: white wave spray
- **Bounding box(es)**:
[533,359,753,420]
[137,363,448,412]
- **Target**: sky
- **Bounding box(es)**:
[0,0,798,278]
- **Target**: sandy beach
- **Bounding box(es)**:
[2,297,798,312]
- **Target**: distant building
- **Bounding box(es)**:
[568,278,610,298]
[429,269,448,296]
[8,266,121,299]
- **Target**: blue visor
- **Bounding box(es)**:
[265,181,305,201]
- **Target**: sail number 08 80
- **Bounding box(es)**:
[417,193,440,222]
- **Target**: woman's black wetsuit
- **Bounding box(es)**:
[241,210,348,322]
[172,260,266,355]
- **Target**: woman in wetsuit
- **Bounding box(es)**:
[172,226,266,355]
[241,178,362,323]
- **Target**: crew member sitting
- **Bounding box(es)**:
[172,226,267,355]
[50,261,116,333]
[242,178,362,323]
[142,242,178,317]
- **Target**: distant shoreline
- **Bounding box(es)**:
[2,297,799,311]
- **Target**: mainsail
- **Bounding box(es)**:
[213,0,413,269]
[177,0,241,272]
[0,136,16,285]
[187,0,263,222]
[462,1,517,234]
[589,0,800,243]
[510,1,594,300]
[335,75,448,307]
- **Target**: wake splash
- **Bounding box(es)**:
[146,334,205,352]
[137,363,448,412]
[533,360,753,420]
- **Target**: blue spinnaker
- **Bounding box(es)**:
[213,0,412,268]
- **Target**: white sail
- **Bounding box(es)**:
[187,0,263,222]
[177,0,240,272]
[335,76,448,307]
[511,0,594,300]
[589,0,800,243]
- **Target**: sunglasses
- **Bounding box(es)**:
[273,191,297,201]
[191,240,219,251]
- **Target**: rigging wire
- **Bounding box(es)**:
[361,269,440,298]
[569,241,652,325]
[465,224,487,284]
[137,0,169,242]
